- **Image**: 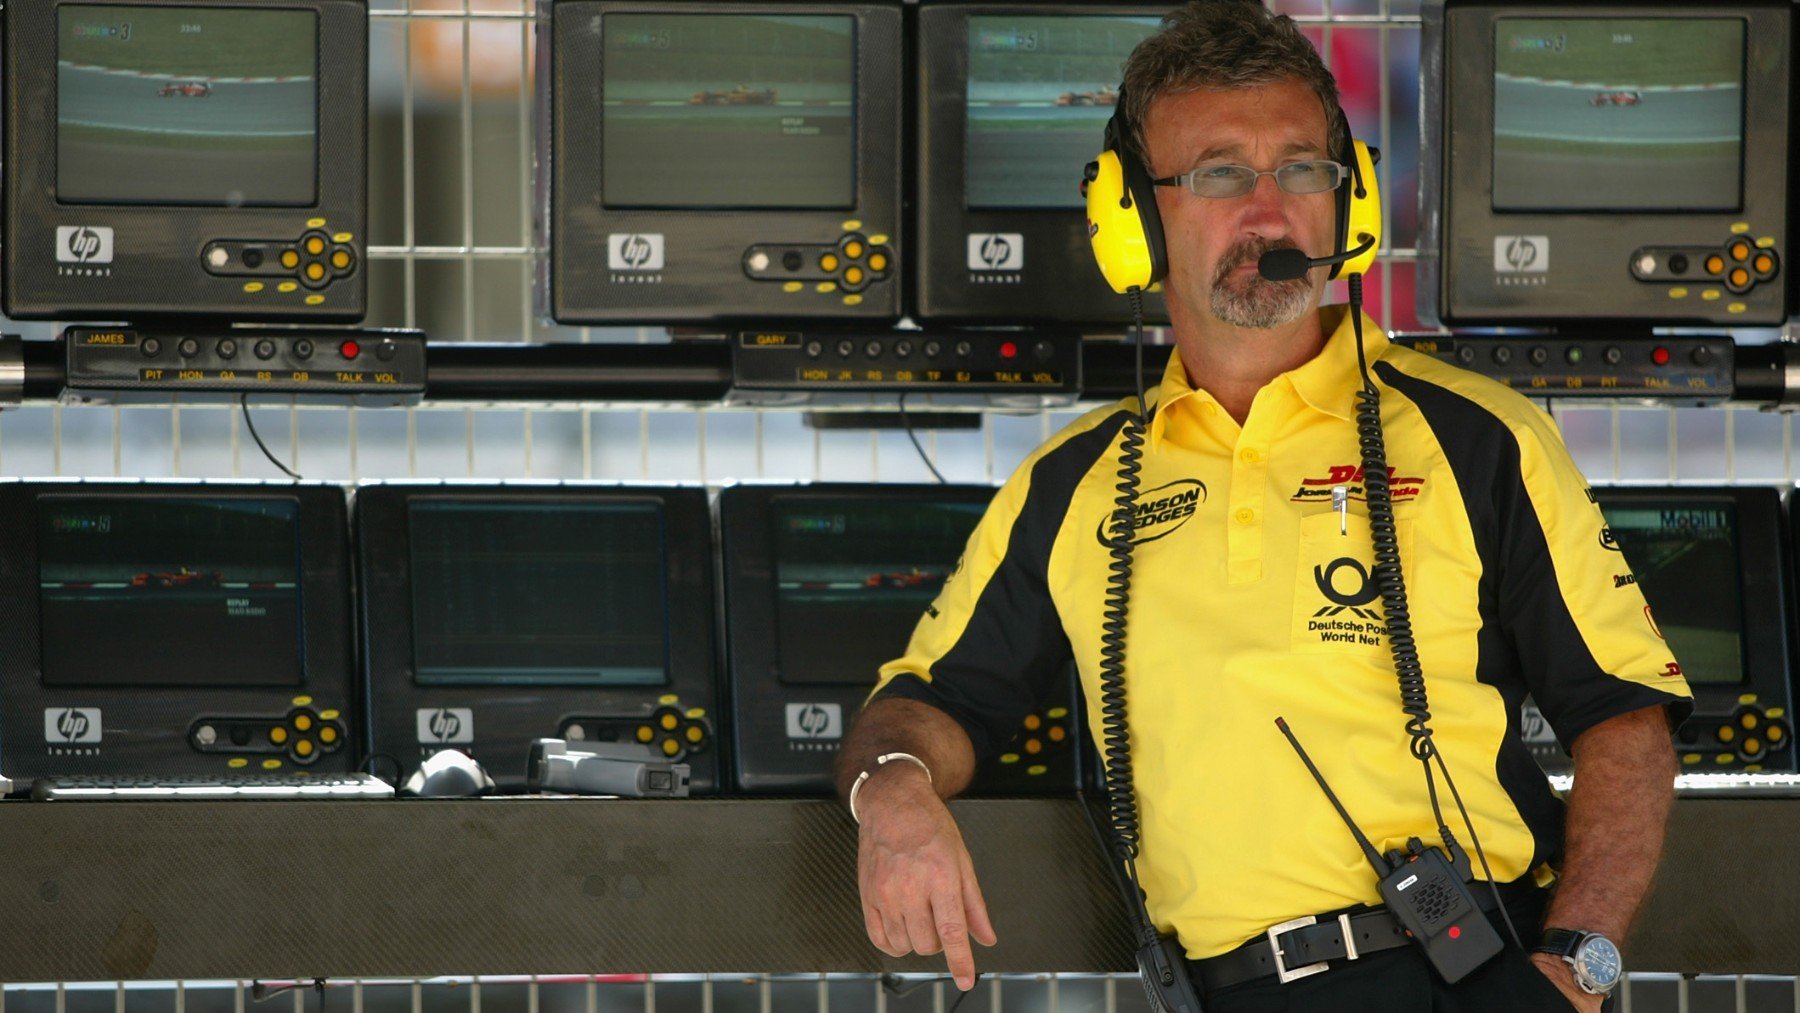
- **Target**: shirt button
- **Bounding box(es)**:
[1201,403,1217,415]
[1235,508,1255,525]
[1239,448,1260,464]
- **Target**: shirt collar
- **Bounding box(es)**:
[1149,304,1390,444]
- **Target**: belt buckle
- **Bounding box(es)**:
[1266,916,1329,984]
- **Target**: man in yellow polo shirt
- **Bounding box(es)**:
[839,2,1691,1011]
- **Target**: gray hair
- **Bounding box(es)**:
[1120,0,1348,171]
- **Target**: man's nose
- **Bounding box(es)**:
[1237,174,1291,234]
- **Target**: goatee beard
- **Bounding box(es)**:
[1210,236,1314,330]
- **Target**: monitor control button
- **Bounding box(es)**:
[782,251,804,272]
[178,338,201,359]
[281,250,301,271]
[207,246,231,269]
[142,337,162,357]
[294,340,314,360]
[217,339,238,360]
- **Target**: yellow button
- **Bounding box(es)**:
[1047,707,1069,719]
[270,727,289,745]
[306,263,326,282]
[1702,289,1722,301]
[262,759,283,770]
[1239,448,1260,464]
[844,266,864,285]
[1716,754,1737,765]
[1730,268,1751,287]
[243,282,265,294]
[685,708,705,719]
[1755,255,1774,273]
[783,281,804,293]
[869,253,889,272]
[685,726,704,743]
[637,725,654,743]
[320,726,338,744]
[1731,242,1752,261]
[306,217,327,229]
[1668,288,1688,299]
[1023,714,1042,731]
[842,294,864,306]
[295,739,315,758]
[1024,738,1043,755]
[1743,712,1760,729]
[1719,725,1736,742]
[1705,255,1725,275]
[841,219,863,231]
[1048,725,1067,742]
[332,250,352,270]
[320,709,340,720]
[820,254,839,272]
[281,250,300,269]
[332,232,354,244]
[1681,753,1702,765]
[660,713,679,731]
[1235,508,1255,525]
[661,738,680,757]
[1769,725,1785,742]
[294,714,313,731]
[229,757,249,769]
[815,282,837,294]
[999,753,1020,765]
[306,236,326,256]
[844,241,864,260]
[1745,738,1763,754]
[278,282,299,293]
[1728,302,1748,314]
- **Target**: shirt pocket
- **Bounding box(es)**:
[1290,508,1413,656]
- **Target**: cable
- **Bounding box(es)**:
[896,392,948,484]
[240,394,303,480]
[1345,273,1523,951]
[878,972,981,1008]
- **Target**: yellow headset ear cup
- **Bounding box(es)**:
[1334,139,1382,279]
[1086,149,1155,294]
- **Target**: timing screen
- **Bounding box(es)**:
[1603,505,1743,686]
[57,5,318,206]
[1492,18,1743,212]
[407,501,670,687]
[965,15,1160,209]
[602,14,855,209]
[772,498,986,686]
[37,498,304,688]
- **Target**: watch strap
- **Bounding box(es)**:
[1534,927,1584,958]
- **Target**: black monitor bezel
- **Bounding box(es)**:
[719,482,1088,795]
[1421,0,1793,328]
[355,483,723,790]
[2,0,369,322]
[0,481,357,778]
[914,1,1173,325]
[541,0,905,325]
[1594,485,1791,746]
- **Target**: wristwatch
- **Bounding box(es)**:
[1535,928,1623,995]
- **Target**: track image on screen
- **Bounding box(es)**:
[772,498,985,685]
[1491,18,1743,212]
[407,501,671,687]
[56,6,318,206]
[1603,504,1744,685]
[37,497,304,687]
[965,15,1160,209]
[601,13,855,209]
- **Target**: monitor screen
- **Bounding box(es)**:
[771,497,985,686]
[601,13,855,209]
[56,5,319,206]
[37,496,304,688]
[1491,17,1744,212]
[964,14,1160,209]
[406,500,671,687]
[1602,502,1744,685]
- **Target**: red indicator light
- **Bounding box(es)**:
[1651,346,1670,367]
[340,340,361,360]
[1448,926,1462,940]
[1000,341,1018,359]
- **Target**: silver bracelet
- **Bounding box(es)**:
[848,751,933,824]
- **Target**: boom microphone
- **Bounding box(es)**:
[1257,233,1377,281]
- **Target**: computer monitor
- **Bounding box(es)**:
[0,483,358,778]
[719,483,1087,794]
[540,1,903,325]
[1420,1,1793,327]
[915,2,1171,324]
[356,484,723,790]
[1523,486,1792,773]
[2,0,369,322]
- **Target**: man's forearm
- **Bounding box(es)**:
[1545,704,1677,941]
[835,696,978,802]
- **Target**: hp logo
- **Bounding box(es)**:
[966,233,1024,271]
[785,702,843,740]
[56,226,114,265]
[44,707,102,744]
[1519,703,1556,744]
[607,233,665,271]
[416,707,475,744]
[1493,235,1548,273]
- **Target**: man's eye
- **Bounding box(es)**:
[1198,165,1242,179]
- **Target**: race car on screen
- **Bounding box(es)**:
[689,85,778,106]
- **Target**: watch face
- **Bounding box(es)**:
[1575,935,1623,990]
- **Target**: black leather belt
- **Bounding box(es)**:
[1188,880,1535,993]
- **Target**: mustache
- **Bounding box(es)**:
[1214,236,1304,283]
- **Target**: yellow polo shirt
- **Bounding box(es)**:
[870,304,1692,959]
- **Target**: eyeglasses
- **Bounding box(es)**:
[1151,159,1349,199]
